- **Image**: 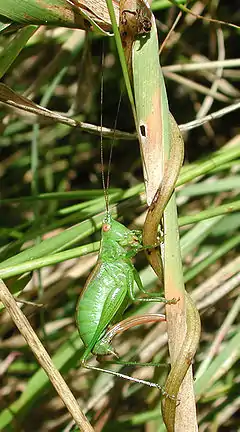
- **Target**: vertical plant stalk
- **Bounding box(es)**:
[0,279,94,432]
[131,6,201,432]
[163,200,201,431]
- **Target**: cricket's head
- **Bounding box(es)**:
[102,213,142,250]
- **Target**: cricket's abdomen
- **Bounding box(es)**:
[76,259,132,351]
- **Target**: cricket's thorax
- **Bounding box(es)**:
[76,215,143,353]
[100,237,137,261]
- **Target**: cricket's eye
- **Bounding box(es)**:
[102,223,111,232]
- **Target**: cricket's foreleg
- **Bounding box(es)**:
[125,234,164,260]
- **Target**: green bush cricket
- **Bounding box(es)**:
[76,205,176,391]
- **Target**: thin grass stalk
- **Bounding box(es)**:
[132,7,199,432]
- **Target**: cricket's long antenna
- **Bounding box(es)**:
[106,93,122,193]
[100,46,109,214]
[100,45,123,216]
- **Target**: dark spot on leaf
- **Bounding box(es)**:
[140,124,146,137]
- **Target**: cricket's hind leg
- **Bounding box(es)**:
[81,313,176,400]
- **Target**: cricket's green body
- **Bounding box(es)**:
[76,212,144,361]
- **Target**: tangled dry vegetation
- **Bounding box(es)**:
[0,1,239,431]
